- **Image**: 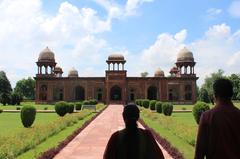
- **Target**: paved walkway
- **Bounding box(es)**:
[54,105,172,159]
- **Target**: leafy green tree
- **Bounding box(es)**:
[0,71,12,105]
[202,69,225,98]
[141,72,148,77]
[198,88,210,103]
[228,74,240,100]
[14,77,35,99]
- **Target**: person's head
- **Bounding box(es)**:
[123,104,139,130]
[213,78,233,102]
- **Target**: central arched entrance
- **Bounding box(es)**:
[147,86,157,100]
[110,85,122,101]
[75,86,85,101]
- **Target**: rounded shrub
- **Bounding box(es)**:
[16,107,21,110]
[67,103,74,113]
[162,102,173,116]
[142,99,150,108]
[192,101,210,124]
[135,99,139,106]
[75,102,82,110]
[155,101,162,113]
[82,100,90,105]
[149,100,157,110]
[55,101,68,117]
[89,99,97,105]
[20,105,36,128]
[0,109,3,113]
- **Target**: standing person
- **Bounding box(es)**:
[103,104,164,159]
[195,78,240,159]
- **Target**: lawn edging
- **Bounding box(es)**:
[139,119,184,159]
[37,105,108,159]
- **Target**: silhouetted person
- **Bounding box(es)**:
[103,104,164,159]
[195,78,240,159]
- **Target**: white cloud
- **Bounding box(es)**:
[139,30,186,75]
[0,0,113,86]
[228,1,240,18]
[207,8,222,16]
[92,0,154,18]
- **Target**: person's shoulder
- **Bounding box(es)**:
[110,130,121,139]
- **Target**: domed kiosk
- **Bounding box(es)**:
[106,54,126,71]
[176,47,196,75]
[36,47,56,76]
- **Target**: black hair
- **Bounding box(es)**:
[213,78,233,100]
[123,104,139,130]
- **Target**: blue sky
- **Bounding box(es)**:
[0,0,240,87]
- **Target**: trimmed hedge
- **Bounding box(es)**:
[83,99,97,105]
[149,100,157,110]
[55,101,69,117]
[68,103,75,114]
[75,102,82,110]
[20,105,36,128]
[155,101,162,113]
[142,99,150,108]
[162,102,173,116]
[192,101,210,124]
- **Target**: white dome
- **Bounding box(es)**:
[68,68,78,77]
[38,47,55,62]
[154,68,165,77]
[177,47,194,62]
[108,54,125,61]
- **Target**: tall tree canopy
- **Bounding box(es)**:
[0,71,12,105]
[141,72,149,77]
[228,74,240,100]
[14,77,35,100]
[201,69,225,98]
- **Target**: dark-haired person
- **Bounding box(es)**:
[103,104,164,159]
[195,78,240,159]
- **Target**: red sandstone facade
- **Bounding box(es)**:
[35,47,198,104]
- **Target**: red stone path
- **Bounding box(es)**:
[54,105,172,159]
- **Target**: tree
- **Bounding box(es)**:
[228,74,240,100]
[198,88,210,103]
[141,72,148,77]
[14,77,35,99]
[202,69,225,98]
[0,71,12,105]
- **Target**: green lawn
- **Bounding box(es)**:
[141,109,197,159]
[0,113,58,136]
[17,113,95,159]
[0,102,55,110]
[173,102,240,110]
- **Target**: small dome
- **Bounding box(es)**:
[68,68,78,77]
[177,47,194,62]
[154,68,165,77]
[38,47,55,62]
[108,54,125,61]
[54,66,63,73]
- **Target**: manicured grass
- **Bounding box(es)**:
[0,113,58,136]
[141,109,197,159]
[17,113,95,159]
[173,102,240,110]
[0,102,54,110]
